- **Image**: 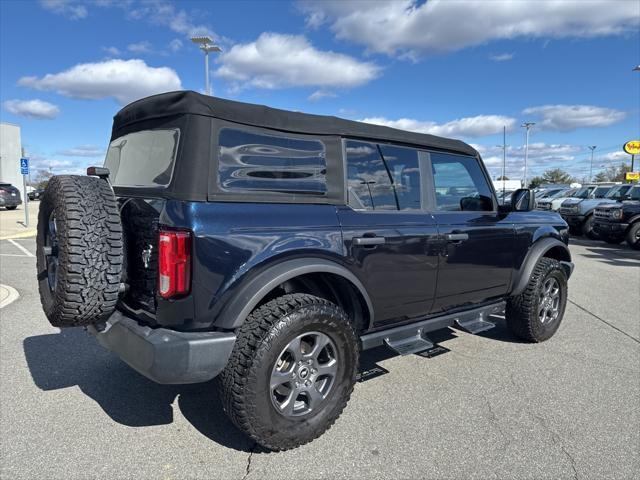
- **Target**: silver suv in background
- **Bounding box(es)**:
[560,184,633,238]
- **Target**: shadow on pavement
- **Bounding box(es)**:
[569,236,640,267]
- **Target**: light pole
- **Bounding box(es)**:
[588,145,597,182]
[191,36,221,95]
[521,122,535,188]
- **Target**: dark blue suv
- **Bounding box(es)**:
[36,91,573,451]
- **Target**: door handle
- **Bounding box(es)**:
[444,233,469,242]
[353,236,386,246]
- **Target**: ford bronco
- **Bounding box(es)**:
[36,91,574,450]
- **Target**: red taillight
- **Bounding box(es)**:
[158,229,191,299]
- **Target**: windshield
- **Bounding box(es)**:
[574,187,593,198]
[104,129,180,187]
[593,187,610,198]
[604,185,631,199]
[562,189,576,197]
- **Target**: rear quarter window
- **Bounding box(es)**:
[217,128,327,194]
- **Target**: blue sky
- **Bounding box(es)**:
[1,0,638,182]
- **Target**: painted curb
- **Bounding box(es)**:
[0,230,37,240]
[0,284,19,309]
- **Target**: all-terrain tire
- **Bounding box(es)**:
[626,222,640,250]
[36,175,123,327]
[505,257,568,342]
[218,293,358,451]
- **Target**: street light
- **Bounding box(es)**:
[191,36,221,95]
[521,122,535,188]
[588,146,597,182]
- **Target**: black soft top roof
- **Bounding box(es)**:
[113,90,477,156]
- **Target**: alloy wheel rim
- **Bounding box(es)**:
[45,212,59,291]
[270,331,338,417]
[538,277,560,324]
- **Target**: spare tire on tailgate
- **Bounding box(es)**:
[36,175,123,327]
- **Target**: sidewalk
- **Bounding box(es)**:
[0,201,38,239]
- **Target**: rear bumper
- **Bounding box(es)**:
[0,197,22,206]
[88,311,236,384]
[593,221,629,236]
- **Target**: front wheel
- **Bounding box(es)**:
[626,222,640,250]
[582,215,599,239]
[506,257,568,342]
[218,293,359,451]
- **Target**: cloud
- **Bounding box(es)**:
[126,0,216,38]
[522,104,627,131]
[102,46,121,57]
[489,53,514,62]
[300,0,639,58]
[18,59,182,105]
[39,0,87,20]
[360,115,517,138]
[56,145,105,157]
[127,41,153,54]
[3,99,60,119]
[168,39,183,52]
[216,33,380,91]
[308,90,337,102]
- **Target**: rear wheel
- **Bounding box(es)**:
[36,175,123,327]
[218,293,358,451]
[506,257,568,342]
[626,222,640,250]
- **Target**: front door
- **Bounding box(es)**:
[427,152,515,311]
[338,140,440,328]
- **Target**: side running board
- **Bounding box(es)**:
[360,301,504,355]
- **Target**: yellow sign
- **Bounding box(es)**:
[626,172,640,181]
[623,140,640,155]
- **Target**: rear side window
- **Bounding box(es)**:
[345,140,396,210]
[430,153,494,211]
[218,128,326,194]
[104,129,179,187]
[378,145,422,210]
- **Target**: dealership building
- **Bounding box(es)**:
[0,122,26,201]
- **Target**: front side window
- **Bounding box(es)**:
[104,129,179,187]
[629,186,640,200]
[345,140,396,210]
[430,153,494,211]
[218,128,326,194]
[378,145,422,210]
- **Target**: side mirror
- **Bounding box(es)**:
[511,188,535,211]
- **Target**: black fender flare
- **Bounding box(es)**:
[215,258,374,329]
[510,237,573,297]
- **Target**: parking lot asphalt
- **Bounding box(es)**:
[0,237,638,480]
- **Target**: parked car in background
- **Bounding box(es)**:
[537,188,578,211]
[593,185,640,249]
[28,188,45,201]
[0,182,22,210]
[560,184,633,238]
[534,187,570,207]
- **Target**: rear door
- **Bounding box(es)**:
[427,152,515,311]
[337,140,440,327]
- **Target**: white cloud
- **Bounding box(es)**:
[489,53,514,62]
[126,0,216,38]
[522,104,627,131]
[216,33,380,91]
[57,145,105,157]
[168,39,183,52]
[18,59,182,105]
[308,90,337,101]
[3,99,60,119]
[300,0,639,57]
[359,115,517,138]
[102,46,121,57]
[127,41,153,54]
[40,0,87,20]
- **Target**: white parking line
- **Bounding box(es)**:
[6,239,35,258]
